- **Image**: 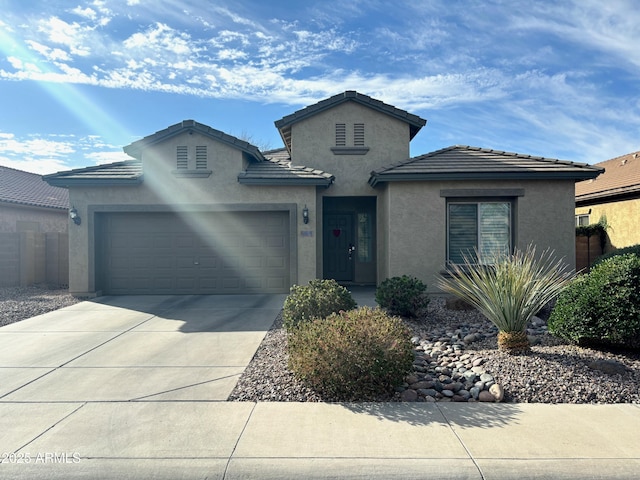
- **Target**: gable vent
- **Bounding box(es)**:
[354,123,365,146]
[196,145,207,169]
[177,146,188,169]
[335,123,346,146]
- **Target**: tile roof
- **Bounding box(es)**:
[575,150,640,204]
[238,149,334,186]
[0,165,69,210]
[44,160,143,187]
[274,91,427,153]
[369,145,603,186]
[123,120,265,162]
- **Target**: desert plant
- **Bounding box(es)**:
[548,253,640,349]
[438,245,574,354]
[287,306,414,400]
[375,275,430,317]
[282,279,357,331]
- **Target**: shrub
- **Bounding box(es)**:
[282,279,357,331]
[548,253,640,349]
[287,306,415,401]
[438,246,574,353]
[593,244,640,267]
[375,275,430,317]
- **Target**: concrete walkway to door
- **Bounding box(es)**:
[1,292,639,479]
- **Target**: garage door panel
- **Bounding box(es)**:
[100,211,290,294]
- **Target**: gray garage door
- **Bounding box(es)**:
[99,211,290,294]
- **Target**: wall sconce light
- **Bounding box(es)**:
[69,207,81,225]
[302,205,309,224]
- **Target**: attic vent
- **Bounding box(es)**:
[354,123,365,146]
[621,158,628,166]
[196,145,207,169]
[335,123,346,146]
[177,146,188,169]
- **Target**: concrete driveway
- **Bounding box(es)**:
[0,294,285,403]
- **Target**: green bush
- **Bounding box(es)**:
[282,279,357,331]
[593,244,640,267]
[375,275,430,317]
[287,306,414,401]
[548,253,640,349]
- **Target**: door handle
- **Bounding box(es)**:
[348,243,356,260]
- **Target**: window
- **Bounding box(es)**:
[176,146,188,169]
[448,201,511,264]
[335,123,346,146]
[357,213,372,262]
[575,214,590,226]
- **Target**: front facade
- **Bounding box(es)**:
[575,150,640,253]
[46,91,602,296]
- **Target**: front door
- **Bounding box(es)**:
[323,213,355,282]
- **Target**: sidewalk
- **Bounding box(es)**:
[1,292,639,479]
[1,401,639,479]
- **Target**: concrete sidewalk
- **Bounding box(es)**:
[1,294,639,479]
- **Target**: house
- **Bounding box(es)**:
[575,150,640,253]
[44,91,602,297]
[0,165,69,233]
[0,166,69,287]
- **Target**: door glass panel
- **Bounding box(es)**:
[357,213,372,262]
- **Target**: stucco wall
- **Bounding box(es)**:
[291,101,410,197]
[0,204,68,233]
[576,197,640,251]
[383,179,577,294]
[66,131,319,295]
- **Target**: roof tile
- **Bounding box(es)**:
[0,166,69,209]
[575,150,640,202]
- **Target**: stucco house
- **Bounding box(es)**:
[45,91,602,297]
[0,165,69,233]
[575,150,640,253]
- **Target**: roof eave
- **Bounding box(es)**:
[237,174,334,187]
[44,177,143,188]
[369,170,603,187]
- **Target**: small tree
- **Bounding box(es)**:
[438,245,574,354]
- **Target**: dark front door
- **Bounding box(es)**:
[323,213,355,282]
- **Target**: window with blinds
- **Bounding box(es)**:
[448,201,511,264]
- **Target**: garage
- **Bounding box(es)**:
[97,211,290,295]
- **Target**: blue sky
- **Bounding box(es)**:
[1,0,639,174]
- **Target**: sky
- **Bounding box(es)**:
[0,0,639,175]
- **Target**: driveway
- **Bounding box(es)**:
[0,294,285,402]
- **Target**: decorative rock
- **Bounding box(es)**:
[489,383,504,402]
[480,373,494,383]
[478,390,496,402]
[588,359,628,376]
[441,389,454,397]
[470,386,480,400]
[463,333,478,344]
[401,389,418,402]
[472,357,485,367]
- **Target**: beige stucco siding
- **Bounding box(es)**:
[382,180,577,294]
[576,197,640,251]
[66,131,318,295]
[0,204,68,233]
[291,102,410,197]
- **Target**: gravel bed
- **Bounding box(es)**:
[0,286,80,327]
[229,298,640,404]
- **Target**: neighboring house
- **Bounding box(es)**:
[0,165,69,233]
[45,91,602,296]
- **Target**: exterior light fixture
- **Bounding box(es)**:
[302,205,309,224]
[69,207,81,225]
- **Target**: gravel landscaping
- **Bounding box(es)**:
[2,287,638,404]
[229,298,640,404]
[0,286,80,327]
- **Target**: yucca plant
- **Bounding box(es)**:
[438,245,575,354]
